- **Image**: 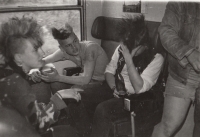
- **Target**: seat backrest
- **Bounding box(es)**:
[91,16,165,61]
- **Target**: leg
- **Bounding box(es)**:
[78,81,113,121]
[152,95,191,137]
[193,87,200,137]
[152,75,193,137]
[50,82,72,95]
[91,98,129,137]
[52,125,79,137]
[67,102,92,137]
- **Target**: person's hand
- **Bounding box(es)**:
[120,44,142,64]
[28,69,42,82]
[187,50,200,72]
[113,88,120,98]
[38,67,60,82]
[57,88,83,102]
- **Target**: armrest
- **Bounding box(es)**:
[63,67,82,76]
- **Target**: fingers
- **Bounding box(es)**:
[73,88,84,92]
[75,92,81,101]
[58,89,81,102]
[113,92,120,98]
[131,45,142,56]
[113,89,120,98]
[51,67,57,73]
[29,71,41,83]
[38,74,50,82]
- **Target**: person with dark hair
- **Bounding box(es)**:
[0,16,81,137]
[31,23,110,88]
[151,2,200,137]
[30,22,113,103]
[90,14,164,137]
[29,22,114,136]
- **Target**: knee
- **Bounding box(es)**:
[155,120,180,137]
[94,102,112,119]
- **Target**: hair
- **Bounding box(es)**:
[0,16,44,64]
[117,14,149,52]
[52,27,72,40]
[118,14,156,74]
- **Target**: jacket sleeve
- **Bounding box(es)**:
[158,2,195,67]
[29,94,67,132]
[2,73,67,132]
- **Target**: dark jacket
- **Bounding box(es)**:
[159,2,200,84]
[0,69,67,133]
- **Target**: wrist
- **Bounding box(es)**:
[55,75,61,82]
[111,85,116,91]
[56,91,62,99]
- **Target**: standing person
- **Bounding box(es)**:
[90,14,164,137]
[151,2,200,137]
[0,16,81,137]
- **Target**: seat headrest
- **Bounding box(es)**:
[91,16,165,55]
[91,16,121,42]
[91,16,161,45]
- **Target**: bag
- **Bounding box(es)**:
[63,67,82,76]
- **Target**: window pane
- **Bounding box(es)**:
[0,0,77,6]
[0,10,81,56]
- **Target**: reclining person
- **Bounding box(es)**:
[0,16,81,137]
[90,14,164,137]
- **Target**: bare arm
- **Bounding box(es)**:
[120,45,144,93]
[105,72,116,89]
[43,49,70,64]
[40,45,98,85]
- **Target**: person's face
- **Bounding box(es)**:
[18,39,45,71]
[58,34,80,56]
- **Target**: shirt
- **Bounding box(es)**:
[105,46,164,94]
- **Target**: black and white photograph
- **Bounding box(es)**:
[0,0,199,137]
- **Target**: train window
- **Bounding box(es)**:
[0,0,85,56]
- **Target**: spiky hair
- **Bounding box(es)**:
[0,16,44,63]
[52,23,73,40]
[118,14,148,52]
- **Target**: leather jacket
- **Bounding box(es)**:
[159,2,200,84]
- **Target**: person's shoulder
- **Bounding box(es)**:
[81,41,99,47]
[2,73,28,86]
[81,41,100,51]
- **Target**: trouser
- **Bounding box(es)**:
[152,73,200,137]
[41,125,79,137]
[91,98,129,137]
[194,89,200,137]
[50,81,113,136]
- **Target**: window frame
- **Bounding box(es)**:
[0,0,86,40]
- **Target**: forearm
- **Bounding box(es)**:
[126,61,143,93]
[57,74,91,85]
[43,49,68,64]
[105,72,116,89]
